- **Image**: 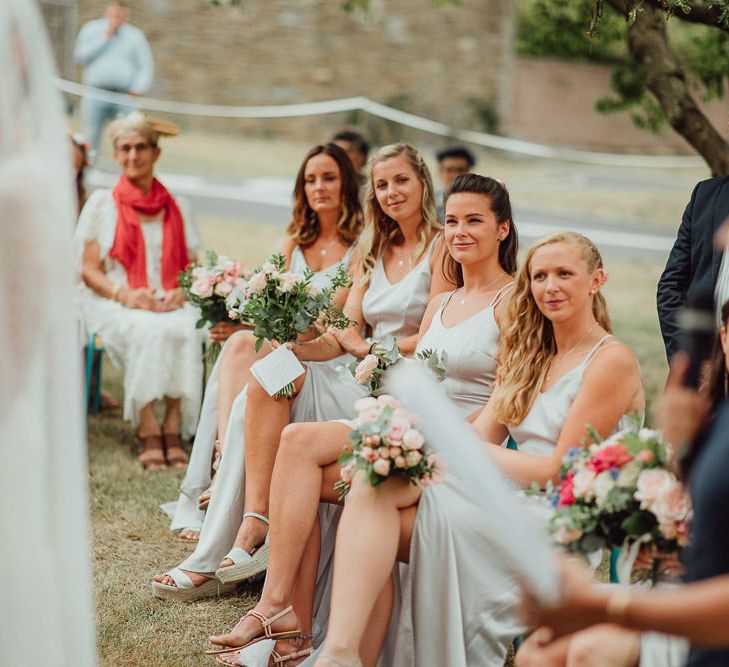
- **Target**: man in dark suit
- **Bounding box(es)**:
[657,174,729,360]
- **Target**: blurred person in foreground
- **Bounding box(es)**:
[75,111,204,471]
[331,129,370,177]
[435,145,476,220]
[74,1,154,152]
[518,223,729,667]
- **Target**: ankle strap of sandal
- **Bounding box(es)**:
[243,511,269,526]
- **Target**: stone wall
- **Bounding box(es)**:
[69,0,515,142]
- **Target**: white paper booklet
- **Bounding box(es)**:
[250,344,305,396]
[388,362,561,606]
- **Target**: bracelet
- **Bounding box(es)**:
[605,588,631,625]
[111,283,121,301]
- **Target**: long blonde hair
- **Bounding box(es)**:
[356,143,441,280]
[492,232,611,426]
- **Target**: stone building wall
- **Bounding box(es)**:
[69,0,515,142]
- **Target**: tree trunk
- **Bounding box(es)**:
[608,0,729,175]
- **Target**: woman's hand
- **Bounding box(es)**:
[119,287,158,311]
[633,546,685,579]
[209,321,245,343]
[330,325,369,359]
[159,288,186,312]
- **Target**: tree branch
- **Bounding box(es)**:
[645,0,729,31]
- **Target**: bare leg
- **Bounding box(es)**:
[138,402,161,437]
[315,475,421,664]
[218,374,301,565]
[210,421,349,647]
[161,396,181,435]
[360,577,393,667]
[216,332,269,447]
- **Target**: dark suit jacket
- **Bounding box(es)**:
[657,175,729,360]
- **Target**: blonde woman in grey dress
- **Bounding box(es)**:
[206,144,452,665]
[314,231,644,667]
[153,144,362,597]
[208,174,514,666]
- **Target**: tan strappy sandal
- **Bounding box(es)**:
[135,434,167,471]
[205,605,303,655]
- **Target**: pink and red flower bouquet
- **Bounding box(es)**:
[335,395,440,499]
[547,424,691,581]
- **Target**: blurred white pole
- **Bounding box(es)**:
[0,2,96,665]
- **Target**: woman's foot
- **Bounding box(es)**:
[209,602,300,650]
[153,568,210,588]
[136,432,166,471]
[218,513,268,569]
[178,528,200,542]
[198,487,213,510]
[163,432,189,470]
[100,392,120,410]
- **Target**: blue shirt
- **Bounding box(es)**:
[686,402,729,666]
[74,19,154,94]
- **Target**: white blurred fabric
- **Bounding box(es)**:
[0,1,96,665]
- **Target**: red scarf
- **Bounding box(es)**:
[109,176,190,290]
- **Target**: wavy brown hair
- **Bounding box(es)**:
[357,143,441,280]
[441,174,518,287]
[491,232,612,426]
[287,144,363,247]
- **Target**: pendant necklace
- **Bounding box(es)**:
[319,237,339,257]
[546,321,598,381]
[458,273,505,305]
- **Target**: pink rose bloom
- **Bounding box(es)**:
[373,459,391,476]
[191,266,205,279]
[558,473,575,506]
[190,278,214,298]
[214,281,233,297]
[588,443,633,474]
[387,418,409,443]
[653,480,691,525]
[635,468,673,508]
[354,355,379,384]
[377,394,400,409]
[389,446,403,459]
[235,260,246,275]
[571,467,596,499]
[354,396,378,413]
[377,446,391,459]
[228,309,238,320]
[638,450,655,464]
[278,272,300,292]
[234,277,249,290]
[358,408,380,423]
[394,456,407,469]
[402,428,425,451]
[393,407,414,422]
[260,261,276,275]
[248,271,268,294]
[360,446,377,462]
[340,461,357,483]
[405,450,422,467]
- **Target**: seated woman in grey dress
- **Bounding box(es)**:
[165,143,363,543]
[153,144,362,594]
[207,174,517,666]
[311,232,644,667]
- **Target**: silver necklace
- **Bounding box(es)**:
[318,237,339,257]
[458,273,505,305]
[546,321,598,381]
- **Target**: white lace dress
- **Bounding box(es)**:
[75,189,206,437]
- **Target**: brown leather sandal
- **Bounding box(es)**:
[136,434,167,471]
[163,433,189,470]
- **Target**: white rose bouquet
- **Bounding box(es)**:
[178,251,250,363]
[334,395,440,500]
[545,423,691,583]
[225,253,352,395]
[349,335,447,397]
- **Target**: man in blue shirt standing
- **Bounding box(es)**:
[74,1,154,152]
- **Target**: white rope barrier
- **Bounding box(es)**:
[55,77,704,169]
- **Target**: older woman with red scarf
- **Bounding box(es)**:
[76,111,204,471]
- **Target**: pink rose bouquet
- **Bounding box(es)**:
[546,423,691,582]
[178,251,250,363]
[334,395,440,499]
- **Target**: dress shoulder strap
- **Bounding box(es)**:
[489,281,515,308]
[581,334,615,367]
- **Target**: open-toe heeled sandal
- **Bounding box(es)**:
[215,512,270,584]
[205,604,303,655]
[135,434,167,471]
[163,433,189,469]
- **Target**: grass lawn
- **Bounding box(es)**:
[89,217,668,665]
